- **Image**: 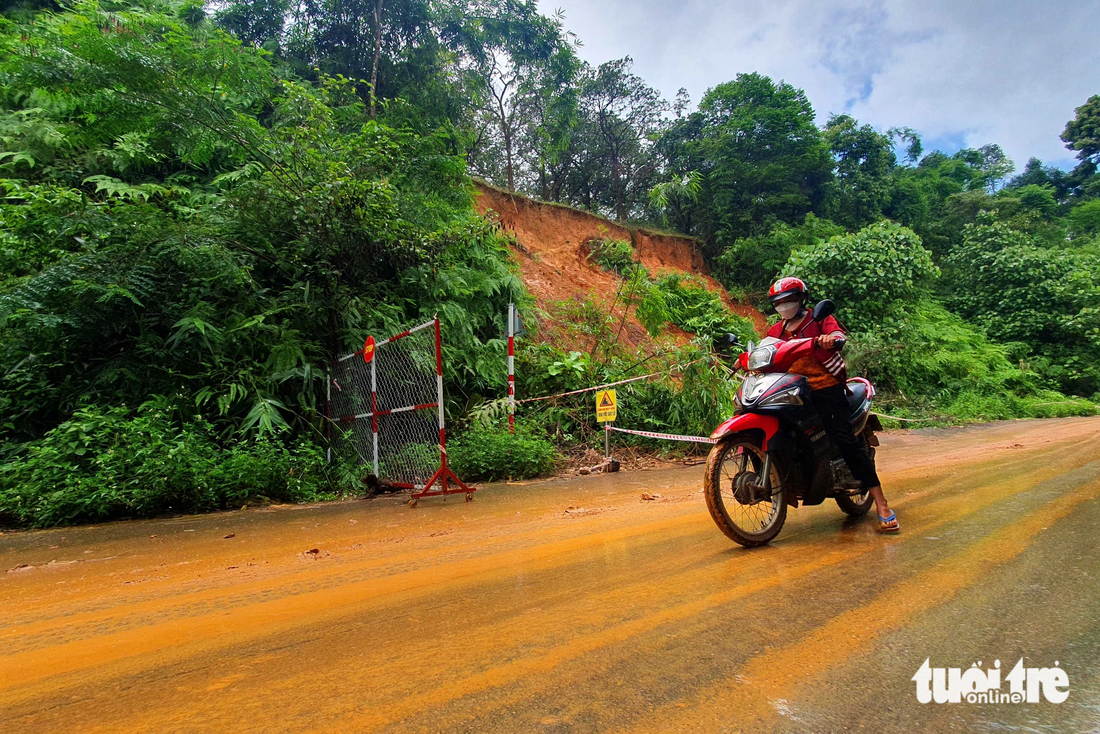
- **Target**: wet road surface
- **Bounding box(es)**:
[3,416,1100,733]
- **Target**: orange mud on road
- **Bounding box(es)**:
[4,417,1100,733]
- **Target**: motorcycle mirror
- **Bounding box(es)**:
[811,299,835,321]
[726,333,741,346]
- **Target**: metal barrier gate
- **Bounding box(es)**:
[328,317,474,505]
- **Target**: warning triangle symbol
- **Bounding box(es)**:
[599,393,614,407]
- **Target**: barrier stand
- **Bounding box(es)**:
[507,302,516,433]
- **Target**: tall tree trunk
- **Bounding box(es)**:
[613,160,627,222]
[504,125,514,191]
[495,92,514,191]
[369,0,383,119]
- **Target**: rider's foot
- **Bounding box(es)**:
[877,509,900,533]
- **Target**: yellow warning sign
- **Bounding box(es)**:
[595,389,617,422]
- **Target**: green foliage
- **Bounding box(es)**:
[713,213,844,293]
[0,3,522,448]
[944,215,1100,395]
[547,350,590,378]
[511,340,736,454]
[1012,184,1058,219]
[448,422,559,482]
[845,300,1096,423]
[649,274,757,344]
[821,114,897,230]
[785,221,939,331]
[586,236,636,275]
[1,0,1098,529]
[1068,199,1100,239]
[656,72,832,249]
[845,299,1028,399]
[1062,95,1100,166]
[0,402,333,528]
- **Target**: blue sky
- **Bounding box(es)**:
[538,0,1098,172]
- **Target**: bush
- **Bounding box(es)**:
[943,215,1100,396]
[713,214,844,293]
[0,403,333,528]
[646,274,758,343]
[785,220,939,331]
[845,299,1029,397]
[586,237,637,275]
[844,299,1097,422]
[449,422,559,482]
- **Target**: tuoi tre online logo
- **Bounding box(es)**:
[912,658,1069,704]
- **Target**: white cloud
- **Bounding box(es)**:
[540,0,1100,169]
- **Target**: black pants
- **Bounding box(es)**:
[810,384,881,489]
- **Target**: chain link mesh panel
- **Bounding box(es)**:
[376,326,437,413]
[376,410,441,486]
[328,320,441,487]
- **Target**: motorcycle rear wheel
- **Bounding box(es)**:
[704,437,786,547]
[834,445,876,516]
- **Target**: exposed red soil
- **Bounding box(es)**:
[473,183,767,352]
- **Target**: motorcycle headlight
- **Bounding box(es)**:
[742,375,770,403]
[746,345,777,371]
[759,387,804,407]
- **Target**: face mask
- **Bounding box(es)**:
[776,302,801,320]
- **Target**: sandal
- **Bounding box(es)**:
[878,511,900,533]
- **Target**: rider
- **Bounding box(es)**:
[767,277,899,532]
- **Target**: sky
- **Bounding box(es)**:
[537,0,1099,172]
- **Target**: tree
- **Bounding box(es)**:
[1068,199,1100,239]
[821,114,896,230]
[513,35,580,200]
[656,73,832,251]
[578,57,667,221]
[1062,95,1100,167]
[952,144,1015,192]
[713,213,844,293]
[1009,157,1066,195]
[462,2,579,192]
[214,0,291,50]
[883,147,1019,257]
[214,0,467,129]
[0,1,521,445]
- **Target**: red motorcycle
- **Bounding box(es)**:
[705,300,883,547]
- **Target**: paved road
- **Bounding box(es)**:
[3,417,1100,733]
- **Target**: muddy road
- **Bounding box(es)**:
[4,417,1100,732]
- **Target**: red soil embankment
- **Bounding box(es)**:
[473,183,767,349]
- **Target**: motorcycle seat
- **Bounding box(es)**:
[845,380,870,413]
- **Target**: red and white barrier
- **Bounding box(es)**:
[604,425,717,444]
[328,317,474,503]
[514,357,708,405]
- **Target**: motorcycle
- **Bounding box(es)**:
[705,300,883,547]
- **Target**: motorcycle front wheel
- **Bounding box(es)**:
[704,437,787,547]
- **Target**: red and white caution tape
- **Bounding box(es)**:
[605,425,717,444]
[514,358,708,405]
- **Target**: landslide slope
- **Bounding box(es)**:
[473,182,766,350]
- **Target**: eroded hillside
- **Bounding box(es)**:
[473,182,766,351]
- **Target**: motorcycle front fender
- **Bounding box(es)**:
[709,412,780,449]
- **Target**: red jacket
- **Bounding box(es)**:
[766,313,847,388]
